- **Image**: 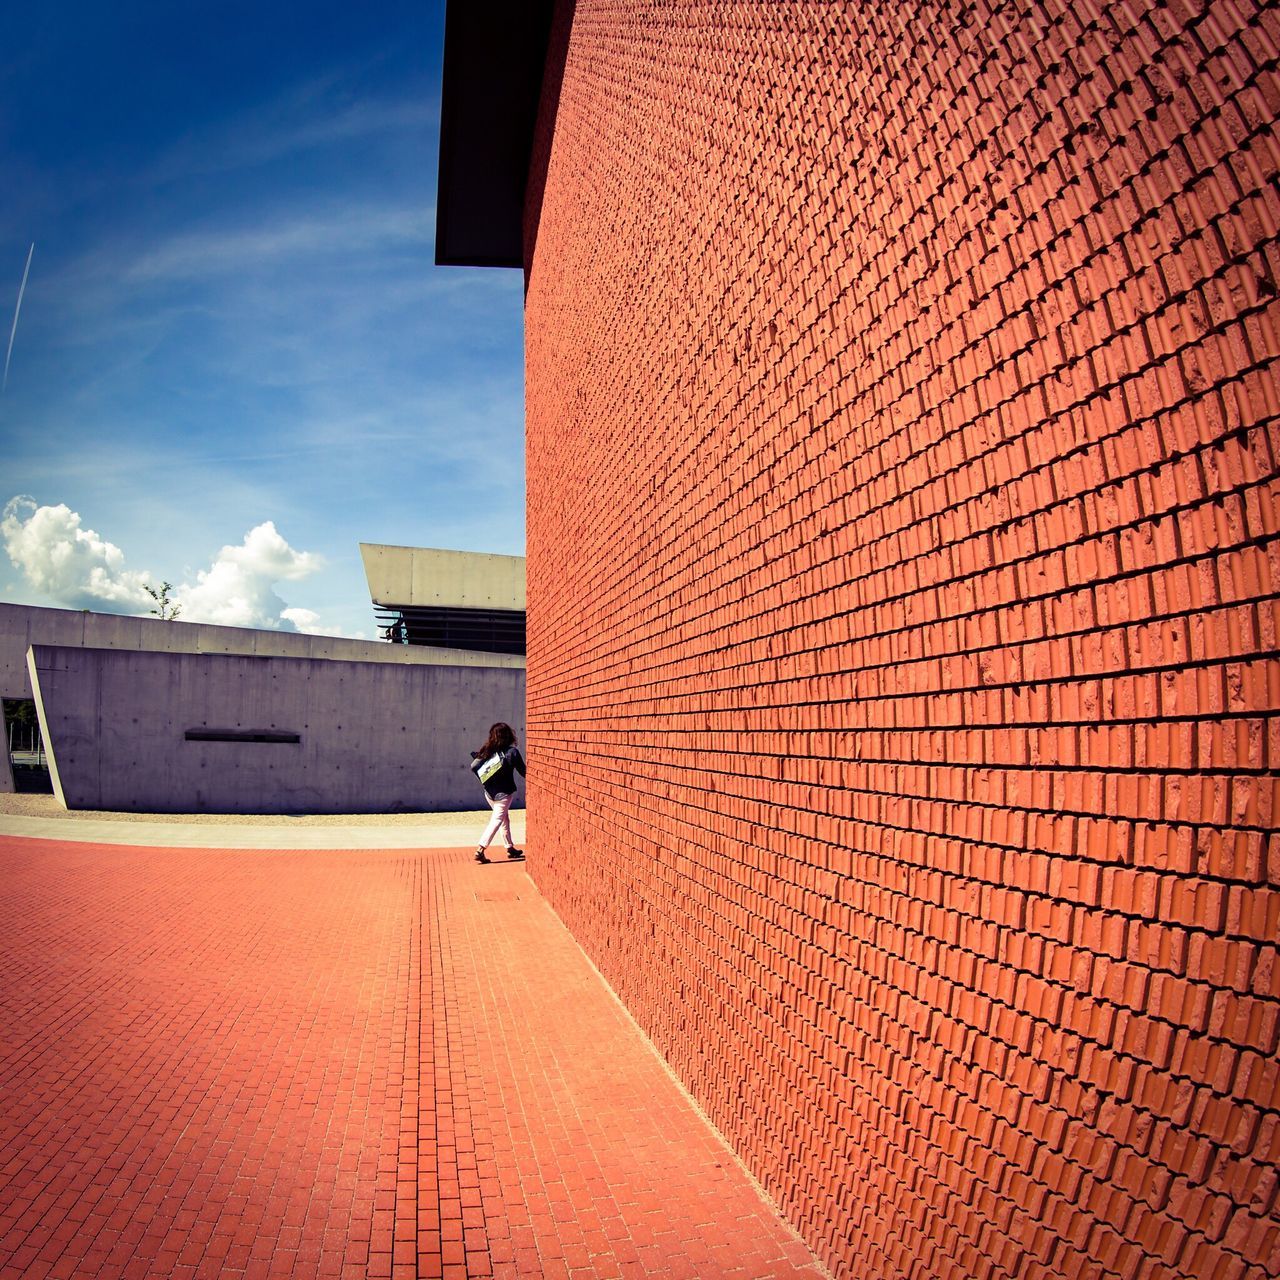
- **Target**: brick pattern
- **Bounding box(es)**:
[0,840,415,1280]
[523,1,1280,1276]
[0,836,822,1279]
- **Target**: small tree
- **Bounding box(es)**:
[144,581,181,621]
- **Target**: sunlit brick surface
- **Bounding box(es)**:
[0,837,823,1279]
[524,1,1280,1276]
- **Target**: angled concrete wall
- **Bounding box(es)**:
[28,644,526,814]
[1,602,524,796]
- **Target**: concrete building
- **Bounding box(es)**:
[1,544,526,810]
[361,542,526,654]
[440,2,1280,1276]
[28,643,522,814]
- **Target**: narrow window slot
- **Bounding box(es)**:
[184,729,301,744]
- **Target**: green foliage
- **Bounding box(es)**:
[144,581,182,621]
[4,699,37,731]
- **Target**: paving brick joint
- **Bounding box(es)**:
[0,835,826,1279]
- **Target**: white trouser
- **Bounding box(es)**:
[478,792,515,849]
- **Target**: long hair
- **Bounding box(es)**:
[476,722,515,759]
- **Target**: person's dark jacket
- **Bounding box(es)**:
[470,745,526,799]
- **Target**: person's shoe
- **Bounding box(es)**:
[475,849,490,864]
[505,847,524,860]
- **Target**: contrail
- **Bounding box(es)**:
[3,242,34,392]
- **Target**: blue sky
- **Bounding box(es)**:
[0,0,525,638]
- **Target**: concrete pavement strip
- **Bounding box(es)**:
[0,809,526,849]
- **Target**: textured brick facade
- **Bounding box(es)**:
[523,2,1280,1276]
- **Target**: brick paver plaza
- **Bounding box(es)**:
[0,833,825,1279]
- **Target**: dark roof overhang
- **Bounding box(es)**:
[435,0,560,268]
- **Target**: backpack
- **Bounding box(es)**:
[476,751,504,783]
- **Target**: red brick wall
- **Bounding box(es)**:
[523,2,1280,1276]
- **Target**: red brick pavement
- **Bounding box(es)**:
[0,837,826,1279]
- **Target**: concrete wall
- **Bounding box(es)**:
[360,543,527,610]
[523,2,1280,1277]
[28,644,526,814]
[0,601,524,700]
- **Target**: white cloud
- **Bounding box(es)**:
[174,521,322,629]
[2,497,341,633]
[1,495,153,610]
[280,606,322,632]
[278,606,361,639]
[151,93,439,182]
[121,206,433,284]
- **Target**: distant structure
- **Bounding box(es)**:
[361,544,526,656]
[0,543,525,812]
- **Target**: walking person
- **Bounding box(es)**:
[470,722,526,863]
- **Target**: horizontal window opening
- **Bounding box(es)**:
[375,604,526,655]
[185,729,301,744]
